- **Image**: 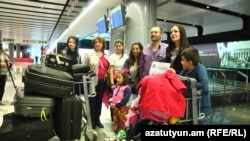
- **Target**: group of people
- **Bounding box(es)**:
[59,24,211,133]
[0,24,211,134]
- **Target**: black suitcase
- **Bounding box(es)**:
[71,64,90,73]
[0,113,55,141]
[14,87,55,118]
[53,95,83,141]
[24,64,74,98]
[45,54,72,71]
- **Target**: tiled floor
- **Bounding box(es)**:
[0,63,250,141]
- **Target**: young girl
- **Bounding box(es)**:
[109,70,132,133]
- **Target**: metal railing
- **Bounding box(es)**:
[207,68,249,95]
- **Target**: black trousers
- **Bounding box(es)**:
[89,79,105,123]
[0,75,7,101]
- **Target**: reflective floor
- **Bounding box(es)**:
[0,63,250,140]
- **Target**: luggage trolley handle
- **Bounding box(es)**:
[3,59,17,90]
[82,72,96,133]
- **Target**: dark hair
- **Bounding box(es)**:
[0,43,3,52]
[128,42,143,66]
[114,39,124,59]
[66,36,79,55]
[168,25,189,52]
[92,36,107,52]
[151,26,163,34]
[181,46,200,66]
[116,70,129,85]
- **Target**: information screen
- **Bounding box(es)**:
[96,15,108,34]
[110,4,125,29]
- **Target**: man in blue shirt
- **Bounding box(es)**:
[139,26,168,79]
[179,47,211,125]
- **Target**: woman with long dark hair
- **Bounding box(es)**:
[123,42,143,95]
[163,25,189,74]
[62,36,81,65]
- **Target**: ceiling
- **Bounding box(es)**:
[1,0,250,50]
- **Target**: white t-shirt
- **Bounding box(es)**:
[109,53,128,70]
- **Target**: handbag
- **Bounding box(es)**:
[105,71,116,87]
[100,60,115,87]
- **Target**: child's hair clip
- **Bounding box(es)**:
[123,68,129,74]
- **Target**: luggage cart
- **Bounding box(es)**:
[178,76,204,125]
[73,71,97,141]
[124,75,205,141]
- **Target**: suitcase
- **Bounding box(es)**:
[53,95,83,141]
[0,113,55,141]
[24,64,74,98]
[71,64,90,73]
[14,87,55,118]
[45,54,72,71]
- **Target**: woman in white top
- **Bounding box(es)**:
[109,39,128,89]
[83,36,109,129]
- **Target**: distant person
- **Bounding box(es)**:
[83,36,109,129]
[162,25,189,74]
[35,55,38,64]
[109,70,132,133]
[61,36,81,65]
[179,47,211,125]
[139,26,168,79]
[0,45,12,105]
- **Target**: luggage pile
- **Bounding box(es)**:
[0,54,95,141]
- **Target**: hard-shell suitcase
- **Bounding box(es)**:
[53,95,82,141]
[14,87,55,118]
[24,64,74,98]
[0,113,55,141]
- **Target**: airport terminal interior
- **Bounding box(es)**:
[1,0,250,141]
[0,61,249,140]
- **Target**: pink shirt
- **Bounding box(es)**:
[98,55,109,79]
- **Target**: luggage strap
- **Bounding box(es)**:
[40,108,48,121]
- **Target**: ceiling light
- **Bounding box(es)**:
[47,0,100,53]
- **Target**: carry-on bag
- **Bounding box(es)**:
[53,95,82,141]
[71,64,90,73]
[0,113,55,141]
[14,87,56,118]
[24,64,74,98]
[45,54,72,71]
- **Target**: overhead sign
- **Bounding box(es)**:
[22,40,48,44]
[3,38,14,43]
